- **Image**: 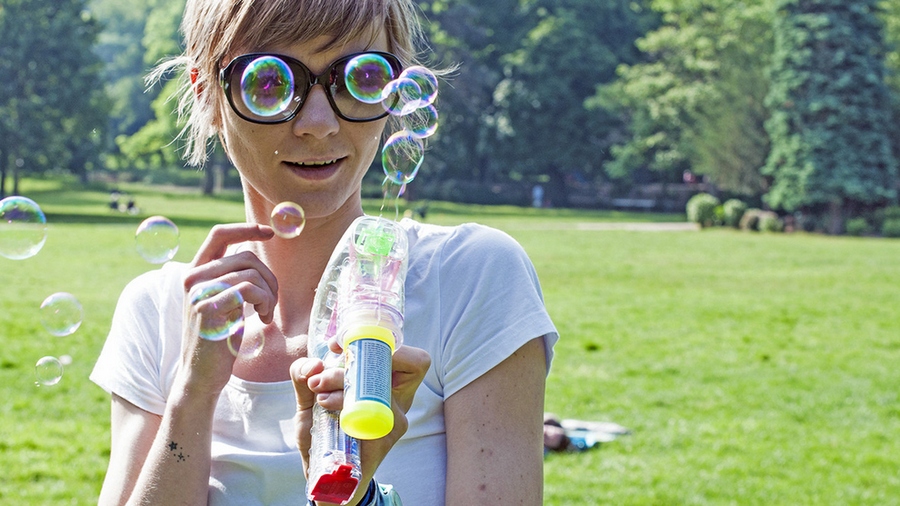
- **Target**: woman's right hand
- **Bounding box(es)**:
[178,223,277,396]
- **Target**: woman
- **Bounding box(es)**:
[91,0,558,504]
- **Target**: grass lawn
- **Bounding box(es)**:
[2,178,899,504]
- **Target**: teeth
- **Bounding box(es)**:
[294,159,337,167]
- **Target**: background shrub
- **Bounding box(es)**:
[759,211,783,232]
[740,208,763,231]
[722,199,748,228]
[882,219,900,238]
[845,217,872,237]
[686,193,721,228]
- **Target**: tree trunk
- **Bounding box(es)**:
[0,153,6,198]
[546,164,570,208]
[827,200,844,235]
[202,165,216,195]
[12,156,19,196]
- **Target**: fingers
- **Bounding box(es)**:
[185,224,279,323]
[291,357,325,413]
[390,346,431,412]
[192,223,275,266]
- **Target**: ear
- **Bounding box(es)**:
[190,67,205,96]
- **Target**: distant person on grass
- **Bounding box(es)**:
[89,0,558,505]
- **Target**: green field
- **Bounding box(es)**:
[2,179,899,505]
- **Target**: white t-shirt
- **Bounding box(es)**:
[91,219,558,506]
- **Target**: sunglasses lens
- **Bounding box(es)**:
[344,53,395,104]
[333,53,399,120]
[239,56,296,119]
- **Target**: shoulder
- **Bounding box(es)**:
[117,261,190,309]
[401,219,528,265]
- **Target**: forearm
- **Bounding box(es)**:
[127,387,219,506]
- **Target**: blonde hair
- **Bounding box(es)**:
[152,0,425,166]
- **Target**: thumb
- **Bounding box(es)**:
[291,357,324,457]
[291,357,324,413]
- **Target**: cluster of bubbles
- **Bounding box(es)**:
[343,55,440,195]
[0,196,83,386]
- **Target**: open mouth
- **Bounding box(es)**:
[283,157,344,181]
[286,158,340,168]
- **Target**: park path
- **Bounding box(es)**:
[574,222,700,232]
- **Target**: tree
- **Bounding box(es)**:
[595,0,775,196]
[492,0,654,206]
[416,0,535,189]
[0,0,108,196]
[763,0,898,233]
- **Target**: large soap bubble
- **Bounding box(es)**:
[0,196,48,260]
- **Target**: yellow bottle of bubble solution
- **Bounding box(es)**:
[338,217,407,441]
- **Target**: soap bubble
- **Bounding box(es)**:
[241,56,295,117]
[59,355,73,366]
[401,104,439,139]
[189,281,245,341]
[270,201,306,239]
[399,66,438,107]
[345,53,395,104]
[0,196,48,260]
[35,356,63,386]
[381,77,422,116]
[40,292,83,337]
[382,130,425,185]
[135,216,179,264]
[227,331,264,360]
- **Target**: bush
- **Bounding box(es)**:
[740,209,782,232]
[759,211,783,233]
[740,208,763,231]
[722,199,748,228]
[845,217,872,237]
[883,206,900,221]
[686,193,720,228]
[882,219,900,238]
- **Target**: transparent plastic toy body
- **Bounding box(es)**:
[306,216,408,505]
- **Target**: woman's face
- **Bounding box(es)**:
[218,29,391,222]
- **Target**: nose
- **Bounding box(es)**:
[292,84,340,138]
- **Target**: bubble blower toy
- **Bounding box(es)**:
[306,216,409,505]
[305,59,435,506]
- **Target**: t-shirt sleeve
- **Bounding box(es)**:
[89,267,177,416]
[436,224,558,398]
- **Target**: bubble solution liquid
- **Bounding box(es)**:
[306,216,408,505]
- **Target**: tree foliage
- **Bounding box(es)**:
[763,0,897,229]
[596,0,775,195]
[0,0,108,196]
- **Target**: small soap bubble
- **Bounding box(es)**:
[135,216,179,264]
[381,77,423,116]
[399,66,438,107]
[0,196,48,260]
[227,331,264,360]
[401,104,439,139]
[345,53,395,104]
[40,292,83,337]
[382,130,425,185]
[35,356,63,386]
[241,56,295,117]
[59,355,73,366]
[270,201,306,239]
[190,281,245,341]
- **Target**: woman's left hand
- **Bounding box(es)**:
[291,344,430,501]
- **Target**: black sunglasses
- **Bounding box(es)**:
[219,51,403,124]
